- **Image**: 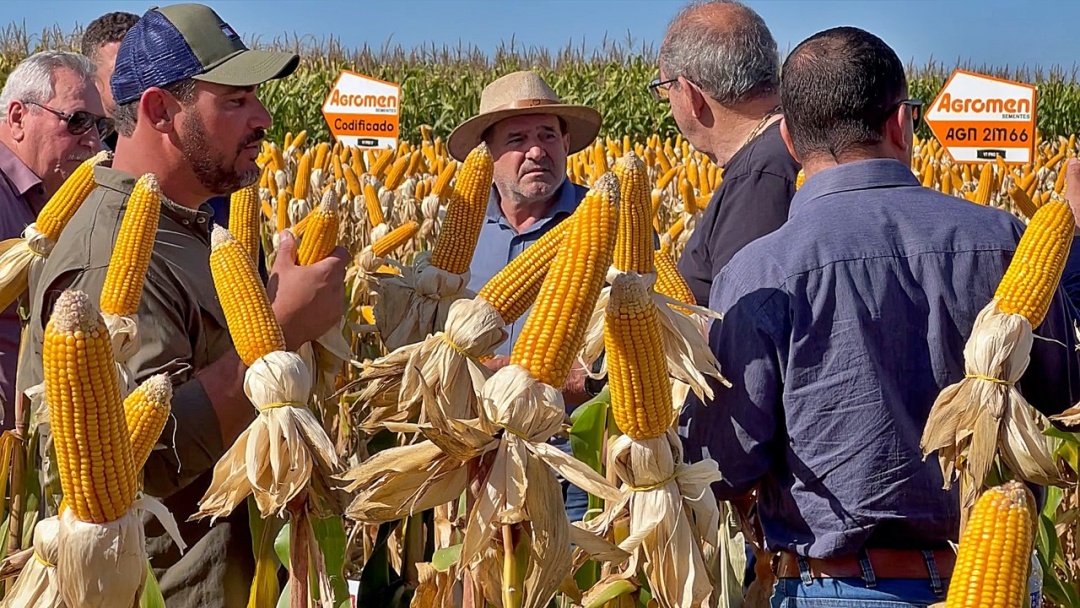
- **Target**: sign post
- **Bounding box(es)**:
[322,70,401,150]
[923,69,1037,165]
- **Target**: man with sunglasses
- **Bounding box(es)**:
[0,50,105,432]
[17,5,347,607]
[683,26,1080,607]
[654,0,800,308]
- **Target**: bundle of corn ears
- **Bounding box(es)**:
[580,153,728,403]
[576,273,722,608]
[195,227,342,521]
[921,197,1076,526]
[371,143,493,351]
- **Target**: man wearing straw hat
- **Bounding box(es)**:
[448,70,605,520]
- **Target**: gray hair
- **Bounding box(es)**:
[659,0,780,105]
[0,50,97,122]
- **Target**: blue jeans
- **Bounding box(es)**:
[771,576,948,607]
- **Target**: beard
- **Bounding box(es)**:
[180,109,264,195]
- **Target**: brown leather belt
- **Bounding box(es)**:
[774,548,955,580]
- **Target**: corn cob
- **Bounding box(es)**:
[209,226,286,366]
[297,189,340,266]
[993,199,1075,327]
[124,373,172,471]
[477,215,573,325]
[36,150,110,242]
[1006,184,1040,220]
[368,149,394,182]
[433,161,457,201]
[229,182,262,265]
[383,155,410,191]
[293,150,313,201]
[371,221,419,258]
[510,172,619,387]
[99,173,161,317]
[43,290,136,524]
[945,481,1036,608]
[612,152,654,274]
[605,272,674,439]
[654,247,695,308]
[363,182,385,228]
[429,142,494,275]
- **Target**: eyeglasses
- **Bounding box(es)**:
[886,98,923,129]
[24,101,113,138]
[648,77,679,102]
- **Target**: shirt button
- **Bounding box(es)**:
[182,220,190,225]
[197,217,206,224]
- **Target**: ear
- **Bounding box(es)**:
[780,118,800,163]
[7,100,28,141]
[138,87,182,134]
[884,107,908,151]
[682,78,707,118]
[562,131,570,154]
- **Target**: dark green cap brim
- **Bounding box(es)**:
[192,49,299,88]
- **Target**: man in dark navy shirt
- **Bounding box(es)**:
[654,0,800,306]
[685,25,1080,607]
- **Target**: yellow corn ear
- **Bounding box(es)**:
[343,165,362,198]
[383,155,410,191]
[229,182,262,265]
[209,226,286,366]
[293,150,313,201]
[43,289,136,524]
[612,152,654,274]
[275,189,290,232]
[656,166,679,191]
[478,215,573,325]
[994,199,1075,327]
[371,221,419,258]
[795,169,806,190]
[286,130,307,156]
[654,247,695,308]
[1007,184,1039,220]
[510,172,619,387]
[313,142,330,174]
[331,151,344,182]
[433,161,457,201]
[297,189,340,266]
[680,178,698,214]
[945,481,1035,608]
[124,373,172,472]
[592,142,608,178]
[363,182,385,228]
[430,142,494,275]
[36,150,110,242]
[605,272,674,440]
[100,173,161,317]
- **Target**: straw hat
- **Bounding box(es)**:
[447,70,602,161]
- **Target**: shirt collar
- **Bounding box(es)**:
[791,158,920,217]
[93,164,215,230]
[0,141,45,208]
[485,177,579,232]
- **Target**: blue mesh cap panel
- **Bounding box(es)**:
[111,9,206,106]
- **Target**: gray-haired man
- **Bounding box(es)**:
[0,50,106,429]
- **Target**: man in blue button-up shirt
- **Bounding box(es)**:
[684,26,1080,607]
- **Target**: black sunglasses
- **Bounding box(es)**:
[25,100,113,138]
[886,98,923,128]
[648,77,679,102]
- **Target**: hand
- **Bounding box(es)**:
[1064,158,1080,235]
[266,230,349,351]
[561,360,592,408]
[482,355,510,373]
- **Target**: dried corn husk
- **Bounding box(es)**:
[194,350,343,520]
[57,495,185,608]
[920,300,1068,526]
[580,268,729,400]
[371,250,474,351]
[341,364,625,604]
[357,296,505,427]
[1,516,62,608]
[577,429,721,608]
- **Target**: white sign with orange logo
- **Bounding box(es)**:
[322,70,401,150]
[924,69,1037,164]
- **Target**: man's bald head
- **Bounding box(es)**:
[659,0,779,105]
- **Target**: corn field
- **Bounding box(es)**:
[0,19,1078,608]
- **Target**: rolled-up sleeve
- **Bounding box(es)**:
[38,264,225,499]
[683,268,785,499]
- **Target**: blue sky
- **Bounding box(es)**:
[11,0,1080,72]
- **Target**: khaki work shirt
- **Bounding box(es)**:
[18,164,256,608]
